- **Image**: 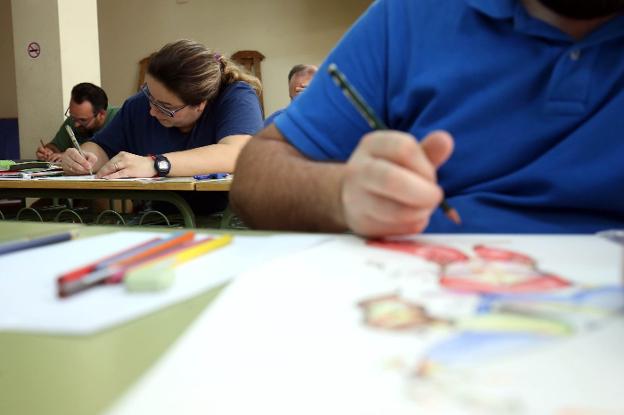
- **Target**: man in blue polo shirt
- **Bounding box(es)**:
[231,0,624,236]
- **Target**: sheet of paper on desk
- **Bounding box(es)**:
[34,175,200,182]
[106,234,624,415]
[0,231,328,335]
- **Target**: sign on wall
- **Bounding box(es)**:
[27,42,41,58]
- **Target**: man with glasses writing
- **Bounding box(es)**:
[36,83,118,163]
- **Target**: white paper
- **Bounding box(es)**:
[106,234,624,415]
[0,231,328,335]
[33,175,174,182]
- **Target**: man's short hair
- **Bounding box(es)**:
[71,83,108,114]
[287,64,316,82]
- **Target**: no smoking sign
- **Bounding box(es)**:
[27,42,41,58]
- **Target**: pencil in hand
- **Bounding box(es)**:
[440,200,461,225]
[327,63,461,226]
[65,125,93,175]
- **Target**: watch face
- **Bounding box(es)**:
[157,160,170,170]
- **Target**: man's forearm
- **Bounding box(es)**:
[230,128,348,232]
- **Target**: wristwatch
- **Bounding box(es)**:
[151,154,171,177]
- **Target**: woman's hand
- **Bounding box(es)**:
[96,151,156,179]
[62,148,98,175]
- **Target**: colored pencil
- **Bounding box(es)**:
[327,63,461,225]
[57,231,195,298]
[124,234,233,292]
[0,231,77,256]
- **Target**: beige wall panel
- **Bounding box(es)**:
[12,0,101,159]
[58,0,101,107]
[12,0,63,159]
[98,0,371,115]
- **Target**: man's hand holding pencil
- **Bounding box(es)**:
[340,130,454,237]
[327,63,460,237]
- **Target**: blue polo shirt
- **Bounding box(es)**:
[92,81,263,158]
[275,0,624,234]
[264,108,285,127]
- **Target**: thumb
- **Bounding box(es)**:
[421,130,454,169]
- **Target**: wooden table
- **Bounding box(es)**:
[194,177,232,192]
[0,177,231,227]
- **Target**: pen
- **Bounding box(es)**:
[0,231,77,257]
[327,63,461,225]
[65,125,93,175]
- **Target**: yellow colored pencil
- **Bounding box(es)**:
[170,233,233,266]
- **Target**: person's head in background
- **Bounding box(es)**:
[143,39,262,134]
[288,64,318,100]
[67,83,109,136]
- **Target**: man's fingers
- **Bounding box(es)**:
[420,130,454,169]
[344,192,433,237]
[356,158,443,208]
[359,131,437,182]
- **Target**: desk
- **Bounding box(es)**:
[0,221,227,415]
[0,177,232,228]
[4,222,621,414]
[194,177,232,192]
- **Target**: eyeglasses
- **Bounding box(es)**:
[64,107,96,128]
[140,83,187,118]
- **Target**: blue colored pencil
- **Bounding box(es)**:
[193,173,229,180]
[0,231,76,256]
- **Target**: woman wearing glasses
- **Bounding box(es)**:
[61,39,263,182]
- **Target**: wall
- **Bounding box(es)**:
[11,0,64,159]
[97,0,371,115]
[58,0,101,107]
[11,0,100,159]
[0,0,17,118]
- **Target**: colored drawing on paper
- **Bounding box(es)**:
[367,240,571,294]
[358,294,449,330]
[360,238,624,410]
